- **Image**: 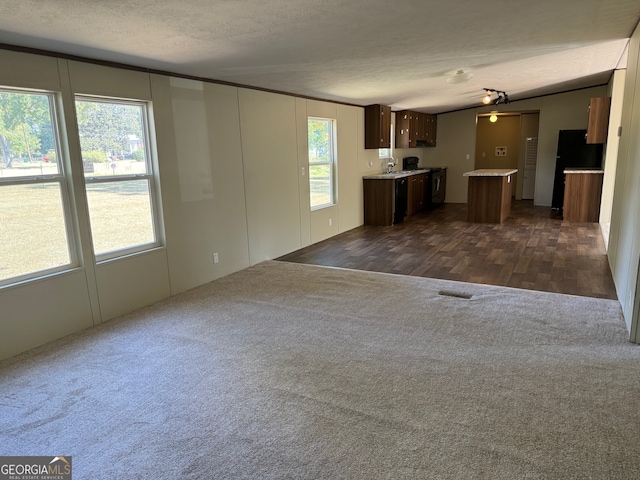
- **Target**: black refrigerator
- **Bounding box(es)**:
[551,129,603,210]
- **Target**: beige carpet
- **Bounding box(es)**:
[1,261,639,479]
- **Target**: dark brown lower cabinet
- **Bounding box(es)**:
[364,179,395,226]
[407,173,427,216]
[467,175,514,224]
[364,174,428,226]
[563,171,604,222]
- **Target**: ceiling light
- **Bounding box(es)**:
[489,114,498,123]
[482,88,510,106]
[447,69,474,84]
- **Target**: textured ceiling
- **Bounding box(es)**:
[0,0,639,113]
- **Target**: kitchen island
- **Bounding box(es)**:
[463,169,517,223]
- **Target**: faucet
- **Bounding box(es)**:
[387,157,396,173]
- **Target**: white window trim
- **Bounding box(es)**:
[0,88,79,288]
[308,116,337,211]
[75,95,163,262]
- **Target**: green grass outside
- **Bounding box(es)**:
[309,164,332,208]
[0,182,154,282]
[2,161,329,283]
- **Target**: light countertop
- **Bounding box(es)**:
[564,169,604,174]
[363,169,429,180]
[463,168,518,177]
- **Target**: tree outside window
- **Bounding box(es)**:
[0,89,72,285]
[75,97,161,258]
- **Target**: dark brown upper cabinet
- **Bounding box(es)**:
[395,110,437,148]
[364,104,391,149]
[586,97,611,144]
[395,110,411,149]
[423,114,437,147]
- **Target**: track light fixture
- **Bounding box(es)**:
[482,88,510,106]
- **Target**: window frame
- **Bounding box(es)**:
[378,147,391,159]
[74,95,163,262]
[0,87,79,288]
[307,116,337,211]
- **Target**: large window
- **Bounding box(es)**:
[308,117,336,209]
[75,97,161,259]
[0,88,74,285]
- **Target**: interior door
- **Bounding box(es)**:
[522,136,538,199]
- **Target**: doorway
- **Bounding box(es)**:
[475,112,539,201]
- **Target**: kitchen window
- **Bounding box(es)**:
[308,117,336,209]
[75,96,162,260]
[0,88,76,286]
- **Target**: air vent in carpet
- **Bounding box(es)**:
[438,290,473,299]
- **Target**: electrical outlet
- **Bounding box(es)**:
[329,218,332,226]
[213,252,219,264]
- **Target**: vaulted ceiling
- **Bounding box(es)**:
[1,0,639,113]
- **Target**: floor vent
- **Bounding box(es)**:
[438,290,473,299]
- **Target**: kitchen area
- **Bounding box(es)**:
[363,156,446,226]
[361,93,613,228]
[278,81,625,308]
[362,106,448,226]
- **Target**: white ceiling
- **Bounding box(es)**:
[1,0,639,113]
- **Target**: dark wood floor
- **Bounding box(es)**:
[277,201,618,300]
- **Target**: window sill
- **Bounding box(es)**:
[96,245,166,266]
[0,265,84,292]
[311,203,337,212]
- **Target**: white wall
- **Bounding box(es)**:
[0,48,370,359]
[153,77,251,293]
[304,101,367,243]
[239,89,302,264]
[0,54,179,359]
[424,86,607,205]
[608,22,640,337]
[67,62,173,323]
[599,69,626,245]
[336,104,363,233]
[306,100,340,244]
